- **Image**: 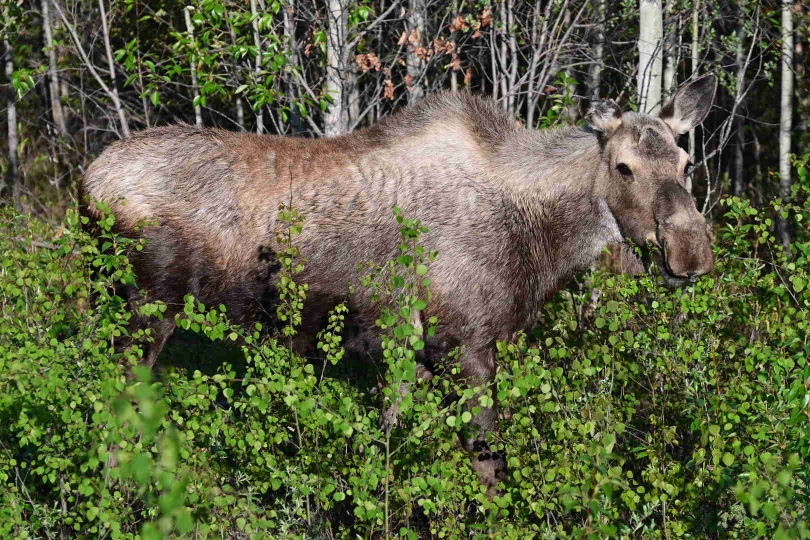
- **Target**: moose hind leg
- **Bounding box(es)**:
[458,346,506,495]
[119,285,177,369]
[380,363,434,431]
[141,317,176,368]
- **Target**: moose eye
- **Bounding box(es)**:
[616,163,633,177]
[684,161,694,176]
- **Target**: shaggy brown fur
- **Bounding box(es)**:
[80,76,718,490]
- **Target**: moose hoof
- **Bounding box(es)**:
[471,441,507,497]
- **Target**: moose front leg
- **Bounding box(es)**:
[458,345,506,495]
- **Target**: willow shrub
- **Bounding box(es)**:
[1,176,809,538]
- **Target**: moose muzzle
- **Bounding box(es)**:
[655,183,715,281]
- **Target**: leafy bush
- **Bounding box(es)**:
[1,168,809,537]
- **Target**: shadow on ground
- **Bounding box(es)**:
[156,328,382,400]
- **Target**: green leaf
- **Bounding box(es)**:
[603,433,616,454]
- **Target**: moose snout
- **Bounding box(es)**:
[659,225,715,279]
[654,183,715,281]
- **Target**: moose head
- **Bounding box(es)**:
[586,75,718,285]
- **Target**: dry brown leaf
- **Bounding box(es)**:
[449,15,468,32]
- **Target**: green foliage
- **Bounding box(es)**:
[539,71,579,128]
[1,190,809,538]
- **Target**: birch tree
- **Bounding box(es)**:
[97,0,130,137]
[406,0,426,102]
[250,0,265,133]
[184,7,202,127]
[777,0,794,249]
[3,4,20,208]
[689,0,700,161]
[661,0,678,98]
[732,2,747,196]
[588,0,606,100]
[638,0,663,114]
[42,0,67,135]
[323,0,350,135]
[51,0,130,138]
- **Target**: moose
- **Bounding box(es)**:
[81,75,717,491]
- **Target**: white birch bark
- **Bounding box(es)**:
[526,0,551,126]
[661,0,677,98]
[97,0,130,137]
[733,4,747,196]
[324,0,349,135]
[638,0,663,114]
[3,19,20,207]
[777,0,794,249]
[225,7,245,131]
[406,0,426,102]
[184,7,202,127]
[689,0,699,161]
[249,0,265,133]
[42,0,67,134]
[506,0,519,114]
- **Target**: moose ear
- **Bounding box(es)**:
[585,99,622,134]
[659,74,717,135]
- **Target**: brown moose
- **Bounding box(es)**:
[80,75,717,491]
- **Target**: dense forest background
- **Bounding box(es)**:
[1,0,809,218]
[1,0,810,538]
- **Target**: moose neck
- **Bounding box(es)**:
[494,126,622,307]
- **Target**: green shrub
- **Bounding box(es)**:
[1,168,809,538]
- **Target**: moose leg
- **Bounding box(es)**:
[380,363,434,431]
[141,317,176,368]
[380,310,433,430]
[119,285,177,370]
[459,346,506,494]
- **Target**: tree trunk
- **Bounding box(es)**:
[752,128,763,207]
[184,7,202,127]
[348,64,360,126]
[689,0,700,162]
[588,0,606,100]
[732,5,747,196]
[225,6,245,131]
[406,0,426,102]
[250,0,265,133]
[3,25,20,208]
[776,0,794,250]
[506,0,519,114]
[561,4,577,123]
[324,0,349,136]
[42,0,67,134]
[98,0,130,137]
[526,0,551,127]
[283,0,301,133]
[638,0,663,114]
[661,0,677,99]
